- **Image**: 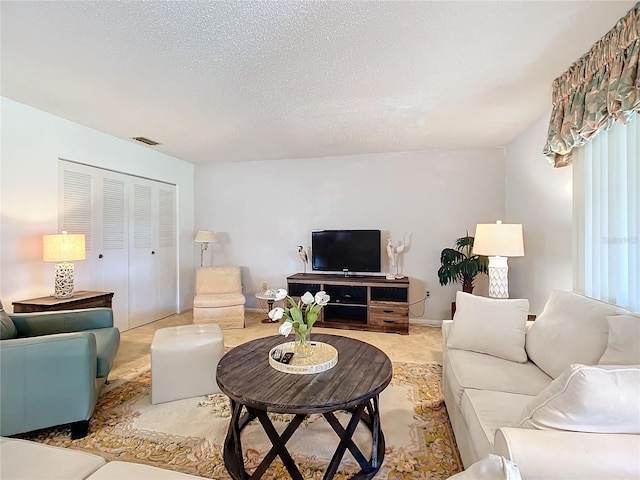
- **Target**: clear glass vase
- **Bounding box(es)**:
[294,329,313,358]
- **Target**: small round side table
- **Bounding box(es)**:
[255,291,281,324]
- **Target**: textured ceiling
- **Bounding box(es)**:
[1,1,635,164]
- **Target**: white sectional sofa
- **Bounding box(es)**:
[443,290,640,480]
[0,437,207,480]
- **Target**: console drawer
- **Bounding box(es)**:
[369,304,408,326]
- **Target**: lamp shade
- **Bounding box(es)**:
[194,230,217,243]
[43,232,86,262]
[473,222,524,257]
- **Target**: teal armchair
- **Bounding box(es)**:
[0,306,120,439]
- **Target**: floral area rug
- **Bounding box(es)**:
[18,362,462,479]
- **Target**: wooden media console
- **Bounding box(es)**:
[286,273,409,335]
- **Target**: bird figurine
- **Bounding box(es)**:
[297,245,308,273]
[388,233,409,279]
[386,239,396,269]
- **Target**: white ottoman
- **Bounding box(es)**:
[151,324,224,405]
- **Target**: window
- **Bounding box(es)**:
[573,114,639,311]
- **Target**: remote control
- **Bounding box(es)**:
[281,352,294,364]
[272,349,282,361]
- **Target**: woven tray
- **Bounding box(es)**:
[268,341,338,374]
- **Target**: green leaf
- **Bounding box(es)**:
[306,311,318,327]
[437,265,461,286]
[309,304,322,315]
[440,248,465,265]
[290,307,303,323]
[454,236,474,252]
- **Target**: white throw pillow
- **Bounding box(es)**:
[599,314,640,365]
[447,291,529,363]
[518,364,640,434]
[525,290,629,379]
[448,454,521,480]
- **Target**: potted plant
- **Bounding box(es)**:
[438,235,489,294]
[269,289,330,358]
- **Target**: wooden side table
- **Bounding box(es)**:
[255,290,284,324]
[12,291,114,313]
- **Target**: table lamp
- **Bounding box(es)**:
[43,231,86,298]
[472,221,524,298]
[195,230,218,267]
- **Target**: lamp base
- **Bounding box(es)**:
[200,243,210,268]
[54,262,75,298]
[487,256,509,299]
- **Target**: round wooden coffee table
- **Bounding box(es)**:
[216,334,393,480]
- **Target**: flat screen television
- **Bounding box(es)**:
[311,230,381,273]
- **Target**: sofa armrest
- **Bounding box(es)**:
[10,308,114,336]
[442,320,452,364]
[0,438,106,479]
[442,320,452,345]
[494,427,640,480]
[0,332,99,436]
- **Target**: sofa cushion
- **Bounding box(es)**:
[88,327,121,378]
[0,300,18,340]
[461,389,533,463]
[518,364,640,434]
[193,292,246,308]
[599,314,640,365]
[87,461,206,479]
[525,290,629,379]
[446,348,552,409]
[447,292,529,363]
[447,454,522,480]
[196,266,242,294]
[0,437,105,480]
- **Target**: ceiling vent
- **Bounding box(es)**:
[131,136,160,146]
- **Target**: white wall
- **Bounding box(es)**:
[505,112,573,314]
[195,149,506,320]
[0,98,195,314]
[0,96,569,321]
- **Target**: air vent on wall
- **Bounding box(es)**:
[131,136,160,146]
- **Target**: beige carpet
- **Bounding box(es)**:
[19,361,462,479]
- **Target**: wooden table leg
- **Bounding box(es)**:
[223,396,385,480]
[223,401,307,480]
[323,397,385,480]
[252,410,306,480]
[223,399,252,480]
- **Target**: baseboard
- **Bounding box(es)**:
[246,309,442,327]
[245,307,267,313]
[410,318,443,327]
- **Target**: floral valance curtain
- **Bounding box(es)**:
[543,3,639,168]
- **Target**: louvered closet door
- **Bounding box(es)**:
[96,172,130,330]
[60,161,177,331]
[156,186,177,316]
[60,163,130,331]
[129,178,177,328]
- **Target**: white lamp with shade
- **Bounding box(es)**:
[43,231,86,298]
[195,230,218,267]
[472,221,524,298]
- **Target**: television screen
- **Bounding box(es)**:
[311,230,381,273]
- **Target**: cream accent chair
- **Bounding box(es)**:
[193,266,246,329]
